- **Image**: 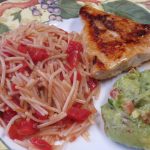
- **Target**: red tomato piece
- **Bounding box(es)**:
[72,102,82,108]
[67,51,79,68]
[30,137,52,150]
[19,62,31,73]
[4,52,13,57]
[34,110,48,120]
[67,107,91,123]
[66,41,83,68]
[11,84,17,91]
[11,96,20,106]
[8,118,38,140]
[110,88,120,99]
[28,47,49,63]
[56,117,73,127]
[67,41,83,54]
[18,44,49,63]
[1,108,17,124]
[87,77,98,91]
[17,119,38,136]
[9,124,24,140]
[18,43,28,53]
[60,73,64,81]
[122,101,135,115]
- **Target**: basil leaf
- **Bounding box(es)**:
[102,0,150,24]
[58,0,81,19]
[0,23,10,34]
[11,10,22,22]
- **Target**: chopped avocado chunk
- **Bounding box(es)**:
[102,70,150,150]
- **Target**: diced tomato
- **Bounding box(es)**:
[17,119,38,136]
[70,71,82,83]
[55,117,73,128]
[60,73,64,81]
[28,47,49,63]
[110,88,120,99]
[30,137,52,150]
[67,41,83,54]
[1,108,17,124]
[9,124,24,140]
[72,102,82,108]
[18,43,28,53]
[8,118,38,140]
[67,51,79,68]
[11,84,17,91]
[84,92,89,99]
[11,96,20,106]
[4,52,13,57]
[122,101,134,115]
[66,41,83,68]
[34,110,48,120]
[87,77,98,91]
[18,44,49,63]
[18,62,31,73]
[67,106,91,123]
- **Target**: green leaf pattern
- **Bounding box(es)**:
[102,0,150,24]
[58,0,82,19]
[0,23,10,34]
[11,10,22,22]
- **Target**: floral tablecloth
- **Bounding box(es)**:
[0,0,150,34]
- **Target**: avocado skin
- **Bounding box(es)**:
[101,70,150,150]
[102,104,150,149]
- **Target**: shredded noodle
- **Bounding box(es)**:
[0,22,99,150]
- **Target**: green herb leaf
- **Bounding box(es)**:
[11,10,22,22]
[58,0,81,19]
[0,23,10,34]
[108,99,114,108]
[102,0,150,24]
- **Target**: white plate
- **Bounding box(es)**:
[1,18,149,150]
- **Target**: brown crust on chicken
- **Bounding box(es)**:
[80,6,150,79]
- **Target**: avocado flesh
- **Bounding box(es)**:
[101,70,150,150]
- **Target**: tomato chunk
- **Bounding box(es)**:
[66,41,83,68]
[18,44,49,63]
[11,96,20,106]
[19,62,31,73]
[11,84,17,91]
[110,88,120,99]
[122,101,135,115]
[1,108,17,124]
[4,52,13,57]
[87,77,98,91]
[17,119,38,136]
[34,110,48,120]
[67,106,91,123]
[18,43,27,53]
[30,137,52,150]
[9,124,24,140]
[8,118,38,140]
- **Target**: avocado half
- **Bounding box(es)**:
[101,70,150,150]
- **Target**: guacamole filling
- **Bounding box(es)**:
[102,70,150,150]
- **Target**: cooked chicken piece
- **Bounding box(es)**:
[80,5,150,80]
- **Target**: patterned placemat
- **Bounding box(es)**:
[0,0,150,34]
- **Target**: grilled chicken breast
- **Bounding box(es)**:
[80,6,150,80]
